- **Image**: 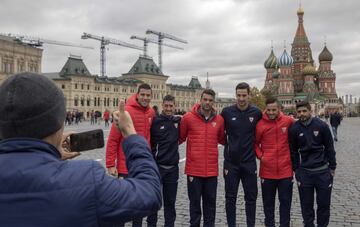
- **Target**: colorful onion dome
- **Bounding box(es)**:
[318,45,333,62]
[264,49,278,69]
[303,63,317,75]
[297,6,304,15]
[278,49,294,67]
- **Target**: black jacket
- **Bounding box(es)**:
[151,114,181,166]
[330,112,342,127]
[289,117,337,171]
[221,104,262,165]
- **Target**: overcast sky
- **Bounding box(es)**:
[1,0,359,100]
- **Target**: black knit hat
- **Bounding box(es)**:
[0,72,66,139]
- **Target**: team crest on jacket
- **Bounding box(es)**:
[174,123,178,128]
[160,125,165,130]
[281,127,287,133]
[231,117,236,120]
[313,131,319,137]
[211,122,217,127]
[188,176,194,182]
[249,117,254,123]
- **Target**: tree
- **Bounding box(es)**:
[250,87,266,111]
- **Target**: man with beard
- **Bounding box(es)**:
[106,83,155,227]
[179,89,225,227]
[221,82,262,227]
[289,101,336,227]
[255,97,294,227]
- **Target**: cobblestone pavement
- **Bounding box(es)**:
[68,118,360,226]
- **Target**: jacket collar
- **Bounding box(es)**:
[0,138,61,159]
[191,104,216,122]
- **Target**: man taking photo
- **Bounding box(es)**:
[0,73,161,227]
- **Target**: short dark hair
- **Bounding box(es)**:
[235,82,250,94]
[163,94,175,103]
[265,97,280,106]
[137,83,152,93]
[296,101,311,110]
[201,89,216,99]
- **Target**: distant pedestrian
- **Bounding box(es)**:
[330,110,342,141]
[90,110,95,125]
[104,109,110,127]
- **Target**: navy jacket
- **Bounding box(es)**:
[151,114,181,166]
[0,135,161,227]
[289,117,337,171]
[221,104,262,165]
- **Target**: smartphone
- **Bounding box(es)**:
[70,129,104,152]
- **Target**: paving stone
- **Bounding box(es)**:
[70,117,360,226]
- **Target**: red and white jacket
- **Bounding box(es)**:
[106,94,155,174]
[255,112,294,179]
[179,104,225,177]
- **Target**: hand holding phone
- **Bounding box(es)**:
[70,129,105,152]
[60,131,81,160]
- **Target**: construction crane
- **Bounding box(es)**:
[145,29,187,71]
[1,33,93,49]
[81,32,142,77]
[130,35,183,58]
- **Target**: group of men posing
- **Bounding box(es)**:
[106,82,337,227]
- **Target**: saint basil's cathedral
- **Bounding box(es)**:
[262,6,342,114]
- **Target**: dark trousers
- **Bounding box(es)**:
[261,177,293,227]
[117,173,143,227]
[331,125,338,140]
[187,175,217,227]
[295,168,334,227]
[147,166,179,227]
[224,160,258,227]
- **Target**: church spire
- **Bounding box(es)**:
[205,72,211,89]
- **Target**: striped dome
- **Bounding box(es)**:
[318,46,333,62]
[264,49,277,69]
[303,64,317,75]
[278,49,294,67]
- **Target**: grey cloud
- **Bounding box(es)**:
[1,0,359,98]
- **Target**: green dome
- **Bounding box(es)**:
[303,63,317,75]
[264,49,278,69]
